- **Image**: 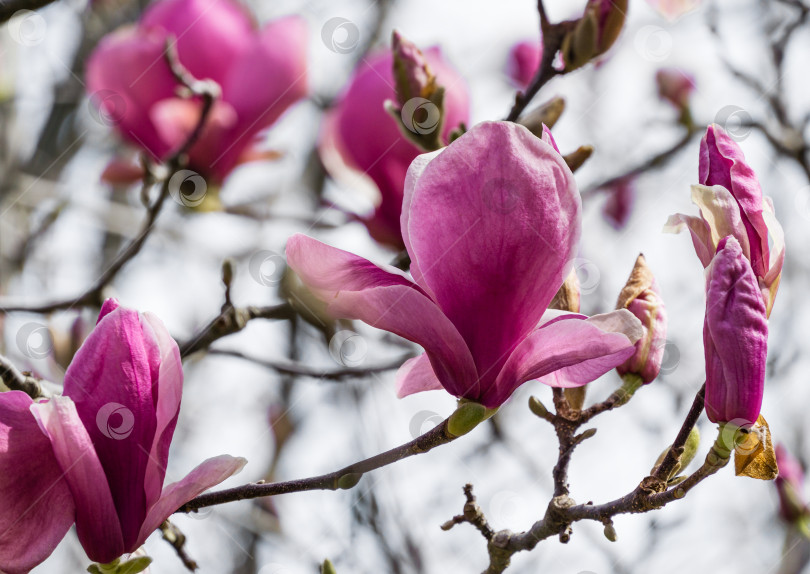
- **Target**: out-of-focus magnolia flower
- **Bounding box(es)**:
[289,122,642,408]
[616,254,667,384]
[656,68,695,111]
[87,0,307,184]
[507,40,542,89]
[319,46,470,249]
[776,444,809,524]
[703,236,768,426]
[665,125,785,316]
[562,0,628,71]
[0,299,245,572]
[647,0,702,21]
[602,178,636,230]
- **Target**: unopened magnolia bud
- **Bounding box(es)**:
[337,472,363,490]
[448,401,496,437]
[321,559,338,574]
[681,426,701,471]
[518,97,566,136]
[221,258,235,287]
[562,0,628,71]
[603,521,617,542]
[392,30,438,104]
[528,396,551,419]
[563,145,594,173]
[616,255,667,384]
[550,269,581,313]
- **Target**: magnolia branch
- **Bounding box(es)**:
[504,0,564,122]
[445,384,712,573]
[0,354,45,399]
[0,42,217,315]
[178,418,460,513]
[206,348,414,381]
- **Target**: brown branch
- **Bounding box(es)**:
[178,418,460,514]
[0,354,46,399]
[206,348,414,380]
[160,520,198,572]
[504,1,565,122]
[179,303,294,358]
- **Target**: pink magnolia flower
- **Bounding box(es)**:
[319,47,470,249]
[0,299,245,572]
[290,122,642,408]
[616,255,667,384]
[507,40,542,89]
[655,68,695,110]
[776,444,808,523]
[647,0,702,20]
[703,236,768,426]
[665,125,785,316]
[602,178,636,230]
[87,0,307,184]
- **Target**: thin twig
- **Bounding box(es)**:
[0,354,45,399]
[206,348,414,380]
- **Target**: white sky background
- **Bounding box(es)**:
[3,0,810,572]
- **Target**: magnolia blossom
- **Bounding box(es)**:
[703,236,768,425]
[507,40,542,89]
[290,122,642,408]
[655,68,695,110]
[319,47,469,249]
[616,255,667,384]
[87,0,307,183]
[0,300,245,572]
[665,124,785,316]
[562,0,628,70]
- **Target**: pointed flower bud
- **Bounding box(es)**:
[550,269,581,313]
[562,0,628,71]
[655,68,695,111]
[616,255,667,384]
[392,30,438,105]
[775,444,808,523]
[517,96,566,137]
[704,236,768,425]
[665,125,785,316]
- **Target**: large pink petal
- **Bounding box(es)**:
[30,396,125,564]
[0,392,75,574]
[86,27,178,160]
[141,312,184,521]
[663,212,714,268]
[135,455,247,547]
[61,305,162,549]
[210,16,308,180]
[703,236,768,425]
[395,354,444,398]
[286,234,479,399]
[492,311,642,407]
[404,121,580,388]
[141,0,255,86]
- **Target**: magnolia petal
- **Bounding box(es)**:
[141,0,255,86]
[62,305,162,549]
[136,455,247,547]
[395,354,444,398]
[492,310,641,407]
[285,234,478,398]
[0,392,75,574]
[405,121,580,387]
[663,213,714,268]
[704,236,768,424]
[690,184,751,260]
[141,312,184,521]
[30,396,125,564]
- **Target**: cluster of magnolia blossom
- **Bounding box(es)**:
[0,0,792,570]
